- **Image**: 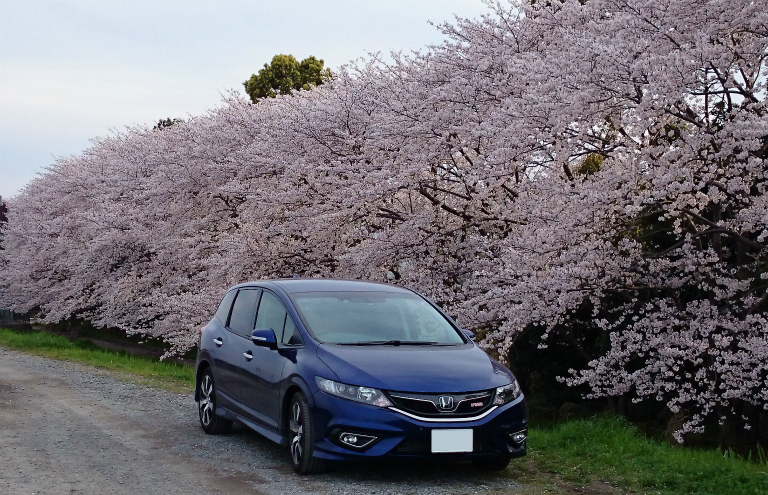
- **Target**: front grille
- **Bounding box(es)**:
[396,438,430,454]
[387,390,494,418]
[394,433,489,454]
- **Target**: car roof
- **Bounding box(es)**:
[232,278,415,295]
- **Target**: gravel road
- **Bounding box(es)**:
[0,347,525,495]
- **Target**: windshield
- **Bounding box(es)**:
[291,291,466,345]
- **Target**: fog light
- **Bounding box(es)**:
[508,431,527,444]
[340,433,358,445]
[338,431,378,449]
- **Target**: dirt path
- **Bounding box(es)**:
[0,347,524,495]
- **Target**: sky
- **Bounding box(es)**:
[0,0,492,200]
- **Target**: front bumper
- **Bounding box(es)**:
[309,391,527,461]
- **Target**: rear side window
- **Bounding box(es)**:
[228,289,261,337]
[215,290,237,324]
[255,291,289,343]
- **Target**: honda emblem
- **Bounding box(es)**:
[437,395,454,410]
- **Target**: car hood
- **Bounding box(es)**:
[315,343,514,393]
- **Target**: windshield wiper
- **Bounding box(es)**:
[344,340,440,346]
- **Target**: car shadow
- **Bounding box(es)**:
[229,423,517,484]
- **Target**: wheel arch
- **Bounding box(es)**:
[280,377,313,444]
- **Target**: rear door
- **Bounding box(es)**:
[207,289,237,403]
[217,288,260,409]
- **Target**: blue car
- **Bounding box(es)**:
[195,279,527,474]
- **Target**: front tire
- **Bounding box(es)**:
[197,368,232,434]
[288,392,326,474]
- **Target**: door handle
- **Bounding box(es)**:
[243,351,253,361]
[213,337,223,347]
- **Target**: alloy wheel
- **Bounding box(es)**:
[199,374,214,426]
[287,392,325,474]
[290,401,304,465]
[196,368,232,434]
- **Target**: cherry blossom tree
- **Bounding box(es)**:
[0,0,765,441]
[431,0,768,442]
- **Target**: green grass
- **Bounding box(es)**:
[523,417,768,494]
[0,327,195,392]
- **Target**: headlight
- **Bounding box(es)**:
[493,380,522,405]
[315,377,393,407]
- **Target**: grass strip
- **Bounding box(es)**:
[526,417,768,495]
[0,327,194,392]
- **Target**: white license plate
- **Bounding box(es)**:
[431,429,473,453]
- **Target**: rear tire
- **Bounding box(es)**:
[472,456,511,471]
[197,368,233,434]
[288,392,326,474]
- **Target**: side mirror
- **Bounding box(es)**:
[252,328,278,349]
[462,329,476,341]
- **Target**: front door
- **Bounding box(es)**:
[240,290,289,430]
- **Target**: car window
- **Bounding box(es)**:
[255,291,289,343]
[228,289,261,337]
[292,291,465,345]
[214,290,237,325]
[282,313,303,346]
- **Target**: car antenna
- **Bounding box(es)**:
[292,274,301,279]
